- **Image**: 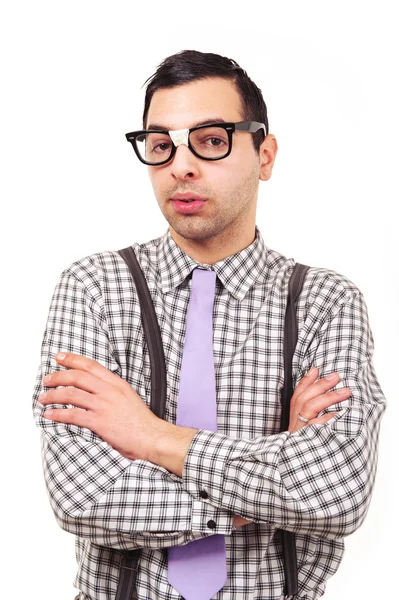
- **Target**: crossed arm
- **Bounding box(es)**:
[33,268,386,549]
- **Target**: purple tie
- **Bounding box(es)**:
[168,268,227,600]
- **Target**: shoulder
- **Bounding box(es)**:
[302,264,362,304]
[294,264,367,334]
[55,234,163,297]
[265,241,362,306]
[262,239,368,334]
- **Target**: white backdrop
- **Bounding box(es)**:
[1,1,397,598]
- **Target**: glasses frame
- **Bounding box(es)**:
[125,121,267,166]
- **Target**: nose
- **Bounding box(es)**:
[169,144,200,181]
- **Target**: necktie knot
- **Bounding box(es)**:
[191,267,217,303]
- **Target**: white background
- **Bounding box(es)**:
[1,1,397,598]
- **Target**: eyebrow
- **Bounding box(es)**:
[145,118,228,131]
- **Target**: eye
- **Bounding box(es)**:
[152,141,172,154]
[196,133,228,148]
[205,137,226,147]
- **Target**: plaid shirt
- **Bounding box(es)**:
[32,225,386,600]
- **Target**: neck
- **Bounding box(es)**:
[169,222,257,265]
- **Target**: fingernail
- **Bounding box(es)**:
[337,388,349,395]
[326,373,338,380]
[43,374,51,383]
[306,367,316,377]
[43,409,53,417]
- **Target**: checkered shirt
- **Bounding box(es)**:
[32,225,386,600]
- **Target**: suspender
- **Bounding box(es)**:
[115,246,310,600]
[280,262,310,600]
[115,246,168,600]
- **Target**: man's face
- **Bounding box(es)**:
[145,77,274,246]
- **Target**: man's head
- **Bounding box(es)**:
[136,50,278,260]
[142,50,269,153]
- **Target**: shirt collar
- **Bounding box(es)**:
[157,224,269,301]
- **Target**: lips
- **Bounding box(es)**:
[170,193,208,202]
[170,196,207,214]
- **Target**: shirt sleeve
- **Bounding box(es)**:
[182,290,387,540]
[32,266,234,551]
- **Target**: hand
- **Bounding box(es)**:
[233,368,351,528]
[233,514,252,528]
[38,352,172,462]
[288,367,351,433]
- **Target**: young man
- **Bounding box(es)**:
[33,50,386,600]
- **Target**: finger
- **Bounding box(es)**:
[38,387,95,410]
[54,352,126,390]
[292,367,319,401]
[298,388,351,420]
[42,406,94,429]
[310,411,340,425]
[296,371,342,405]
[291,411,340,433]
[43,368,107,395]
[43,352,123,394]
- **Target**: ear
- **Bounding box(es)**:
[259,134,278,181]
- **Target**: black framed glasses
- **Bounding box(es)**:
[125,121,267,166]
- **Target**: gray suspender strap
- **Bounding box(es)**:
[115,246,168,600]
[280,262,310,600]
[118,246,167,420]
[115,248,309,600]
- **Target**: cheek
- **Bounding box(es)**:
[214,156,253,188]
[203,166,234,195]
[147,170,164,195]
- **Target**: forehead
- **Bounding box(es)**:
[145,77,244,130]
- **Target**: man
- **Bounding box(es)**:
[32,50,386,599]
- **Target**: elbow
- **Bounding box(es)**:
[325,483,373,540]
[335,496,371,539]
[48,496,81,537]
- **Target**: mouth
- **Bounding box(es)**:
[170,193,208,203]
[170,195,207,214]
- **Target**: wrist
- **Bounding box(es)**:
[233,514,253,528]
[149,421,198,477]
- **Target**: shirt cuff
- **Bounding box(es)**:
[182,429,290,516]
[190,499,234,535]
[182,429,245,505]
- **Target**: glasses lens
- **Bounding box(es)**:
[135,132,173,164]
[189,126,230,159]
[133,126,230,164]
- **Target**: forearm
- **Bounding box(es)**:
[180,391,384,539]
[39,430,234,550]
[156,292,387,540]
[33,266,235,550]
[149,399,374,538]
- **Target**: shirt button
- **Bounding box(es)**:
[207,519,217,530]
[199,490,209,499]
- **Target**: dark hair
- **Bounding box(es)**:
[142,49,269,153]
